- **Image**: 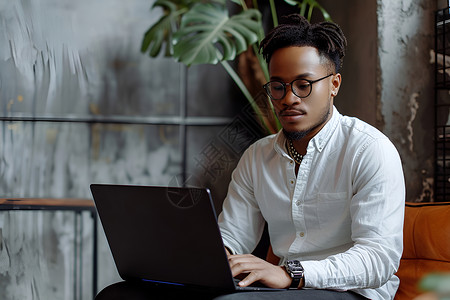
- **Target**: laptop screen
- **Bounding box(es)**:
[90,184,236,291]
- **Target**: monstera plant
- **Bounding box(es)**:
[141,0,331,134]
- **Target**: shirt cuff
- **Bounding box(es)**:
[300,260,320,288]
[224,246,235,255]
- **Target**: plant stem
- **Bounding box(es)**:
[238,0,248,10]
[253,44,269,81]
[299,1,307,17]
[220,60,273,134]
[269,0,278,27]
[308,2,314,21]
[252,0,259,10]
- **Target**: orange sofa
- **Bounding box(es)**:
[394,202,450,300]
[266,202,450,299]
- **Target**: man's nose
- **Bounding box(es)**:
[281,84,301,105]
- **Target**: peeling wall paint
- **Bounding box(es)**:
[417,176,434,202]
[406,92,420,153]
[0,211,94,300]
[0,0,184,120]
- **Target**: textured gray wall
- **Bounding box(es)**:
[0,0,181,298]
[377,0,436,202]
[0,0,248,299]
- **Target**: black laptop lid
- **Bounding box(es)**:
[90,184,236,290]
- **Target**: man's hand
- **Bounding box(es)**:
[227,253,292,289]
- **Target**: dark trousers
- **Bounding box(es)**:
[215,290,367,300]
[96,281,368,300]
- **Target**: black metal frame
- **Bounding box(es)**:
[435,7,450,202]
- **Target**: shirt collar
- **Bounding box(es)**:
[274,105,341,155]
[311,105,341,152]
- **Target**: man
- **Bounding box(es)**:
[216,14,405,300]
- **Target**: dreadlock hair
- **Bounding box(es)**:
[260,14,347,73]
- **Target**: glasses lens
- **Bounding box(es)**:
[292,79,311,98]
[266,82,285,100]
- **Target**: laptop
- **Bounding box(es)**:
[90,184,281,294]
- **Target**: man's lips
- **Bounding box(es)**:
[279,109,306,117]
[278,109,306,122]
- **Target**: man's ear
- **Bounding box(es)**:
[331,73,342,97]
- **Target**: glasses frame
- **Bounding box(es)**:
[263,73,334,100]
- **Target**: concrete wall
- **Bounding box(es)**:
[321,0,436,203]
[0,1,179,298]
[377,0,436,202]
[0,0,250,298]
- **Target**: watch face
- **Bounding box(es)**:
[286,260,304,274]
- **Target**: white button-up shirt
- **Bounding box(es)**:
[218,106,405,300]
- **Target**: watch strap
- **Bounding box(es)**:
[289,274,301,289]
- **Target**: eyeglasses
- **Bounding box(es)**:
[263,74,333,100]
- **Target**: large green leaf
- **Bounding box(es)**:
[141,0,226,57]
[172,3,261,66]
[141,0,185,57]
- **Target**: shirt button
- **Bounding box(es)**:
[289,161,294,165]
[296,200,301,206]
[299,232,305,237]
[290,180,295,185]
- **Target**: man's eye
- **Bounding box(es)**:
[295,81,310,90]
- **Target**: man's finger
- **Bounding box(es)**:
[238,271,260,287]
[229,260,253,277]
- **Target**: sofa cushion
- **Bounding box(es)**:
[395,202,450,300]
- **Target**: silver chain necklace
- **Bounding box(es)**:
[287,139,303,165]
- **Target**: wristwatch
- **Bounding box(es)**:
[284,260,304,289]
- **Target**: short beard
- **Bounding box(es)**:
[282,106,331,141]
[283,128,312,141]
